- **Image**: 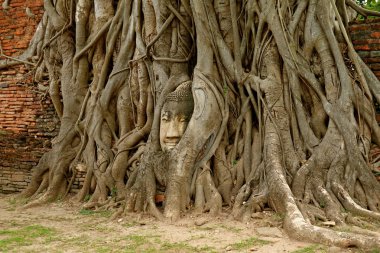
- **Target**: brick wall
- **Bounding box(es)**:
[0,67,58,193]
[0,0,59,193]
[0,0,87,194]
[0,0,44,56]
[350,18,380,80]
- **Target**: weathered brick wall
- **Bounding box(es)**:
[350,18,380,80]
[71,171,86,193]
[0,67,58,193]
[0,0,44,56]
[0,0,87,194]
[0,0,59,193]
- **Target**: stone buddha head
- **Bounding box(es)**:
[160,81,194,151]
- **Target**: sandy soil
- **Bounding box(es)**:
[0,194,371,253]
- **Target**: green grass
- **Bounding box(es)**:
[6,196,28,206]
[111,187,117,197]
[78,208,112,218]
[84,194,91,202]
[160,242,196,252]
[123,221,139,228]
[160,241,216,252]
[195,224,243,233]
[124,235,160,253]
[218,224,243,233]
[366,249,380,253]
[228,237,270,251]
[187,234,206,240]
[291,244,326,253]
[96,246,113,253]
[0,129,10,136]
[195,225,214,231]
[0,225,55,251]
[79,209,96,215]
[272,212,285,222]
[355,249,380,253]
[121,234,216,253]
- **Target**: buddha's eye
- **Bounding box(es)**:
[178,115,188,123]
[161,112,170,122]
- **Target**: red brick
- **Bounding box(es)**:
[371,31,380,38]
[352,39,380,45]
[364,58,380,64]
[15,27,25,35]
[10,2,25,7]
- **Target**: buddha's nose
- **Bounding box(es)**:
[166,120,180,139]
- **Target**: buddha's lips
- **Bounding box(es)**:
[164,142,179,149]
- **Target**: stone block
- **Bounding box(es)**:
[12,174,24,181]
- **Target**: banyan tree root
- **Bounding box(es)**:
[1,0,379,250]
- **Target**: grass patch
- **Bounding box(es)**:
[60,234,91,245]
[160,241,216,252]
[195,226,214,231]
[122,234,216,253]
[160,242,196,252]
[188,234,206,240]
[356,249,380,253]
[6,196,28,206]
[361,217,380,231]
[228,237,270,251]
[218,224,243,233]
[124,235,159,253]
[291,244,326,253]
[0,130,10,136]
[272,212,285,222]
[8,221,23,227]
[93,224,117,233]
[123,221,139,228]
[78,208,112,218]
[95,246,113,253]
[0,225,55,251]
[197,245,217,253]
[84,194,91,202]
[79,209,95,215]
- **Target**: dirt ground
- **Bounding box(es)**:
[0,194,377,253]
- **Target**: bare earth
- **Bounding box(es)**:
[0,194,370,253]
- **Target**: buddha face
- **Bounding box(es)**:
[160,84,193,151]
